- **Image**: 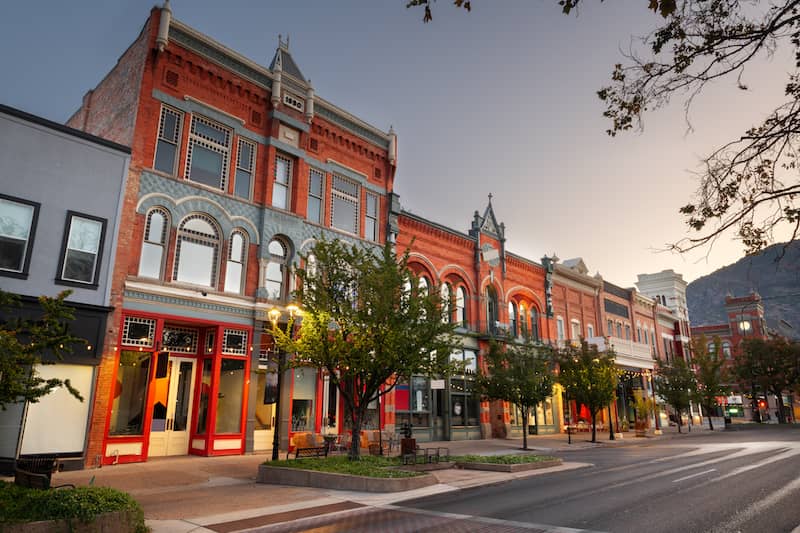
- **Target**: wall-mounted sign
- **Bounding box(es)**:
[430,379,445,390]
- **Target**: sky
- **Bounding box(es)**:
[0,1,792,286]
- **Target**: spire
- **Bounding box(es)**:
[269,35,307,83]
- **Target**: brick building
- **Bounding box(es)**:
[66,3,396,465]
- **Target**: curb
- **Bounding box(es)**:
[455,458,563,473]
[257,464,438,492]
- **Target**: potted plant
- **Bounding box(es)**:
[633,396,653,437]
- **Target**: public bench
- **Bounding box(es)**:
[293,446,329,459]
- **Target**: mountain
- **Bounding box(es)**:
[686,241,800,339]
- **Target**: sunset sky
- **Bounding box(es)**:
[0,1,791,286]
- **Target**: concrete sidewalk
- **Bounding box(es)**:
[41,425,706,532]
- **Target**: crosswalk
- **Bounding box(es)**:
[219,440,800,532]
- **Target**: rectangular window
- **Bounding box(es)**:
[57,211,106,286]
[154,106,182,175]
[556,317,565,341]
[331,175,359,234]
[273,155,292,209]
[365,192,378,241]
[570,320,581,340]
[215,359,246,433]
[109,351,151,436]
[186,115,231,190]
[307,168,324,223]
[0,194,39,277]
[587,324,594,338]
[607,319,613,337]
[234,139,255,200]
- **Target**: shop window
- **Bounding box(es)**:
[57,211,106,286]
[215,358,246,433]
[291,367,317,432]
[307,168,324,224]
[108,351,151,436]
[331,175,359,234]
[139,208,169,279]
[173,214,219,288]
[272,155,292,209]
[154,106,182,175]
[224,231,247,294]
[162,326,198,353]
[185,115,231,190]
[451,377,479,426]
[365,192,378,241]
[121,316,156,347]
[196,359,213,434]
[0,193,39,277]
[234,139,255,200]
[222,329,248,355]
[395,376,430,427]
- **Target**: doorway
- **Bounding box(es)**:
[149,356,197,456]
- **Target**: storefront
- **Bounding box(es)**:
[102,314,252,464]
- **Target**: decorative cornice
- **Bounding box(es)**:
[399,211,474,247]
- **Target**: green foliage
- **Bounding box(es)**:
[0,482,146,532]
[478,339,555,450]
[271,237,458,459]
[556,341,617,443]
[0,289,86,409]
[735,337,800,423]
[654,357,696,432]
[264,455,420,478]
[691,335,729,427]
[451,454,557,464]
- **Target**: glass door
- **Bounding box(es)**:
[149,356,197,456]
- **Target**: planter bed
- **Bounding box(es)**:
[455,458,562,473]
[257,464,438,492]
[2,510,140,533]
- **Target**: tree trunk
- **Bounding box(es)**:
[774,392,787,424]
[349,405,364,461]
[590,410,597,443]
[522,406,529,450]
[707,407,714,431]
[677,410,682,434]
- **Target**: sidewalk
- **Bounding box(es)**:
[42,425,704,532]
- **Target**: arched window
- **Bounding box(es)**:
[722,341,732,359]
[224,230,247,293]
[530,308,539,341]
[139,208,169,279]
[456,286,467,327]
[173,214,219,287]
[440,283,452,323]
[486,286,498,335]
[520,304,528,338]
[707,341,716,355]
[265,238,289,301]
[418,276,429,296]
[508,301,517,338]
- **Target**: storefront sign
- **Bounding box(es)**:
[430,379,445,389]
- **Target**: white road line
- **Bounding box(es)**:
[672,468,716,483]
[710,474,800,533]
[379,504,608,533]
[709,447,800,483]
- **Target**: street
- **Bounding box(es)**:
[253,425,800,533]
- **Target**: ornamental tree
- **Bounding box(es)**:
[0,289,85,409]
[556,341,618,443]
[691,335,729,430]
[477,339,555,450]
[654,356,697,433]
[735,337,800,424]
[270,237,458,460]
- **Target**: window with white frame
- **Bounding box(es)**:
[307,168,324,224]
[331,175,359,234]
[520,304,528,338]
[556,316,565,341]
[625,324,631,340]
[222,329,248,355]
[616,322,622,338]
[587,324,594,338]
[637,325,642,343]
[456,286,467,327]
[722,341,732,359]
[234,139,255,200]
[0,194,39,276]
[365,192,378,241]
[265,238,288,301]
[154,106,183,175]
[509,301,518,337]
[570,319,581,341]
[173,214,219,288]
[440,282,451,323]
[58,211,106,286]
[530,308,540,341]
[139,208,169,279]
[185,115,231,190]
[224,230,247,294]
[272,155,291,209]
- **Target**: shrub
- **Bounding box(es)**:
[0,482,146,532]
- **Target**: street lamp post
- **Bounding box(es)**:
[269,304,299,461]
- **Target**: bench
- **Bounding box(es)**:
[402,446,450,465]
[293,446,329,459]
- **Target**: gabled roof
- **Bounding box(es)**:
[476,193,503,239]
[269,37,307,83]
[562,258,589,275]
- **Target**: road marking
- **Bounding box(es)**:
[672,468,716,483]
[380,504,608,533]
[710,474,800,533]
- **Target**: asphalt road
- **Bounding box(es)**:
[255,425,800,533]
